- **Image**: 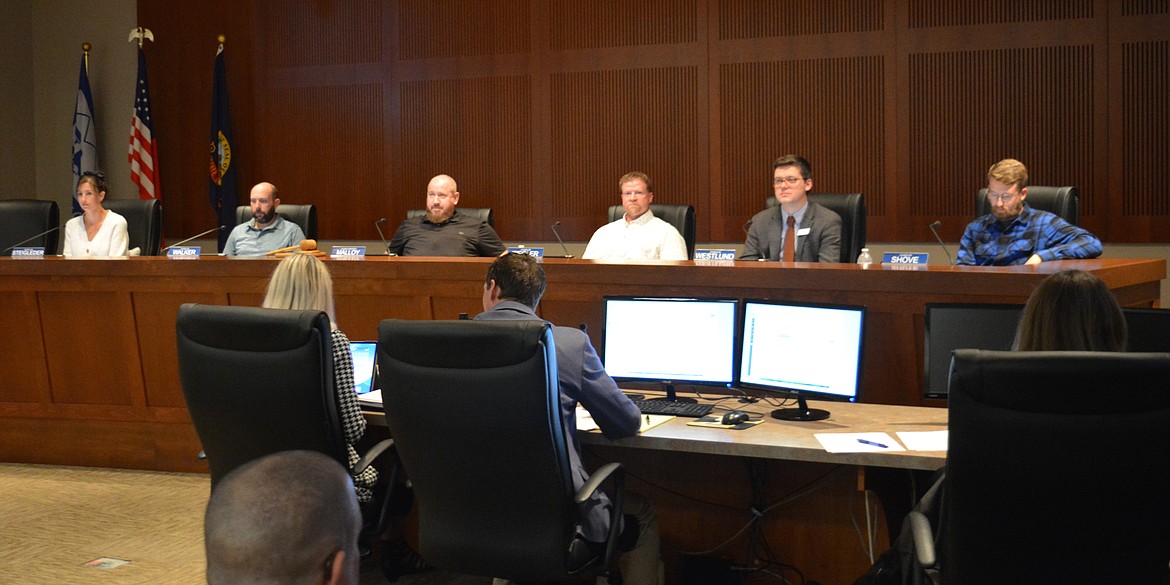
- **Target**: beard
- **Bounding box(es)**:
[253,208,277,224]
[426,209,453,224]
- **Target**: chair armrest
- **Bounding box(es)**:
[907,510,937,569]
[353,439,394,475]
[574,461,622,504]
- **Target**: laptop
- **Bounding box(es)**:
[349,341,383,408]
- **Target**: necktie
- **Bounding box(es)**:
[782,215,795,262]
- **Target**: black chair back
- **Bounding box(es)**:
[976,186,1079,225]
[765,193,866,263]
[406,207,494,227]
[607,203,696,259]
[0,199,60,256]
[105,199,163,255]
[176,304,344,487]
[943,349,1170,583]
[235,204,318,239]
[378,319,601,582]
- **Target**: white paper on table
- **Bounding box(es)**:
[895,430,948,451]
[576,406,671,433]
[814,432,906,453]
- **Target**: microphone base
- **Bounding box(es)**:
[543,254,574,259]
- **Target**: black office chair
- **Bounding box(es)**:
[406,207,494,227]
[907,349,1170,584]
[377,319,625,584]
[235,204,318,239]
[176,304,395,534]
[0,199,60,256]
[976,186,1079,225]
[607,203,696,260]
[105,198,163,256]
[765,193,866,263]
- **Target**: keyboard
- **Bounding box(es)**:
[632,399,713,418]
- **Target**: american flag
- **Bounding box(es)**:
[128,48,160,201]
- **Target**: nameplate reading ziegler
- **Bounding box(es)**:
[11,247,45,258]
[167,247,201,259]
[507,246,545,259]
[330,246,366,259]
[882,252,928,265]
[694,249,737,261]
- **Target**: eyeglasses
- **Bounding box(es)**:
[986,190,1020,203]
[773,177,805,186]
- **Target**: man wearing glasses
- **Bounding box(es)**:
[740,154,842,262]
[387,174,505,256]
[956,159,1101,266]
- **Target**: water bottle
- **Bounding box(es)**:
[856,247,873,268]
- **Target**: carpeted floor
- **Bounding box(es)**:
[0,463,490,585]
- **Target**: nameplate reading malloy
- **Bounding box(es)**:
[167,247,201,259]
[330,246,367,258]
[882,252,928,265]
[507,246,545,259]
[11,247,46,258]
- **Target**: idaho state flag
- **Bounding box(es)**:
[208,42,237,252]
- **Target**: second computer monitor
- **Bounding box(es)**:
[601,297,738,394]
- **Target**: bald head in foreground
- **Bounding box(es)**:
[204,450,361,585]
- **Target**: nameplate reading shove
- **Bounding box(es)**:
[167,247,201,259]
[882,252,928,265]
[330,246,366,259]
[507,246,545,259]
[11,247,45,258]
[694,249,737,261]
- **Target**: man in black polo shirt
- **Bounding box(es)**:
[387,174,505,256]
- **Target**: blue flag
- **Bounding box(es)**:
[72,52,98,217]
[208,43,237,252]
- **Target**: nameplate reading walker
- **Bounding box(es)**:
[694,249,737,261]
[167,247,201,259]
[507,246,545,259]
[11,247,46,258]
[882,252,928,265]
[330,246,367,259]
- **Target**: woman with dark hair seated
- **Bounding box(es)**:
[1013,269,1127,352]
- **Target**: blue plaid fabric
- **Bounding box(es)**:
[957,205,1102,266]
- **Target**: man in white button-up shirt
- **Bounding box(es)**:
[582,172,688,261]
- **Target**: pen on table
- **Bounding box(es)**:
[857,438,889,449]
[645,415,651,425]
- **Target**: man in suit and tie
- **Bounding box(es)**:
[740,154,842,262]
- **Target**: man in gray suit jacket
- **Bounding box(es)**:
[740,154,842,262]
[474,253,662,584]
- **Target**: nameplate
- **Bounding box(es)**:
[11,247,45,258]
[330,246,366,259]
[882,252,928,265]
[694,249,737,261]
[507,246,545,259]
[167,247,201,259]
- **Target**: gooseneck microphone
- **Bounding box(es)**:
[929,220,955,266]
[162,226,227,252]
[374,217,394,256]
[2,225,66,254]
[549,221,574,258]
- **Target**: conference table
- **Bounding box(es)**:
[1,255,1160,583]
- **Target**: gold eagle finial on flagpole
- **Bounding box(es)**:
[128,27,155,49]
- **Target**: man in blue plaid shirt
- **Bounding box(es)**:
[957,159,1102,266]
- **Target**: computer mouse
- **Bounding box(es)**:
[721,411,749,425]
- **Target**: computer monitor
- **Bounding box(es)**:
[738,299,865,421]
[923,303,1023,399]
[601,296,738,402]
[1122,307,1170,352]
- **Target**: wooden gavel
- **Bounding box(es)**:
[265,239,318,256]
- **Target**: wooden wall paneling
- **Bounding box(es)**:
[906,0,1094,28]
[1119,39,1170,237]
[0,417,204,472]
[397,76,534,241]
[39,291,143,407]
[0,291,50,404]
[135,292,226,409]
[260,84,386,240]
[718,0,884,39]
[397,0,532,60]
[259,0,382,69]
[548,67,704,241]
[335,294,434,341]
[717,57,886,239]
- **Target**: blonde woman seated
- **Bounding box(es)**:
[262,253,377,501]
[1013,269,1127,352]
[63,171,129,257]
